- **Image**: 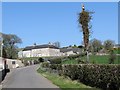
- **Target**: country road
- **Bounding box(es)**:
[1,65,59,88]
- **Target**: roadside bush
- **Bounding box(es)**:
[76,58,85,64]
[63,64,79,80]
[38,57,44,63]
[68,54,81,60]
[50,64,57,70]
[49,58,62,64]
[33,60,39,64]
[49,64,62,76]
[41,62,49,68]
[49,64,62,70]
[62,64,120,90]
[109,50,116,64]
[23,60,29,66]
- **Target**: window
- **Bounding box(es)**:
[12,61,16,64]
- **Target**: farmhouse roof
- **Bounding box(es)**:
[60,47,81,53]
[23,44,59,51]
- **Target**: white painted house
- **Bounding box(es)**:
[0,57,23,69]
[60,47,82,56]
[18,44,62,58]
[18,44,82,58]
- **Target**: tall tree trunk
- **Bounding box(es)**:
[83,28,89,63]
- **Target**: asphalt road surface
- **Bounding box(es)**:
[1,65,59,88]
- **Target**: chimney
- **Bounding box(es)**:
[33,43,36,46]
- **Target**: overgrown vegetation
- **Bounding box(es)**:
[0,32,22,59]
[40,62,120,90]
[114,48,120,54]
[37,66,99,90]
[78,4,94,63]
[49,58,62,64]
[109,50,117,64]
[62,64,120,90]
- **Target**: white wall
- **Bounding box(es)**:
[31,48,50,57]
[65,51,75,56]
[18,48,78,58]
[18,51,23,58]
[19,48,62,58]
[48,48,61,56]
[22,50,31,57]
[0,57,3,69]
[6,59,24,69]
[0,57,24,69]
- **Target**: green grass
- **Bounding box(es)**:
[62,55,120,64]
[62,59,78,64]
[37,67,100,90]
[114,49,120,54]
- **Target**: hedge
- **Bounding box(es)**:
[50,64,62,70]
[62,64,120,90]
[48,54,85,64]
[41,60,120,89]
[49,58,62,64]
[38,57,44,63]
[41,62,49,68]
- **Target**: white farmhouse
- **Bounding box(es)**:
[60,47,82,56]
[18,44,83,58]
[18,44,62,58]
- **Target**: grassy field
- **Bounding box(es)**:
[114,48,120,54]
[62,55,120,64]
[37,67,100,90]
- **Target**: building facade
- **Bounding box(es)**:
[18,44,62,58]
[18,44,82,58]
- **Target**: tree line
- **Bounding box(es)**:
[89,39,115,54]
[0,32,22,59]
[70,38,115,55]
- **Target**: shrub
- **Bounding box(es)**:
[33,60,39,64]
[23,60,29,66]
[62,64,120,90]
[63,64,79,80]
[50,64,57,70]
[38,57,44,63]
[49,58,62,64]
[41,62,49,68]
[109,50,116,64]
[49,64,62,75]
[49,64,62,70]
[68,54,81,59]
[76,58,85,64]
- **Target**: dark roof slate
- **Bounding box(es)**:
[23,44,59,51]
[60,47,81,53]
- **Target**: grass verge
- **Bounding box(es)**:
[62,55,120,64]
[37,67,100,90]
